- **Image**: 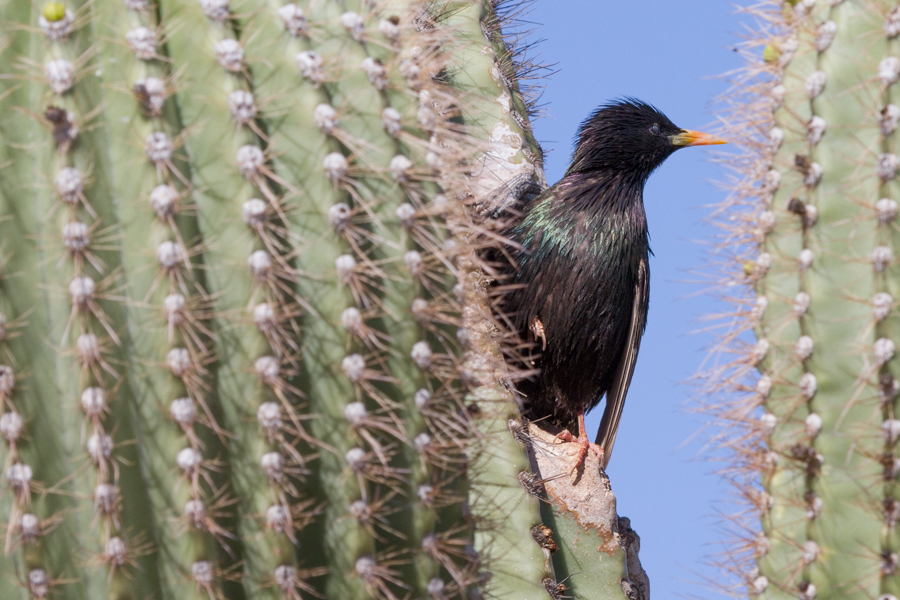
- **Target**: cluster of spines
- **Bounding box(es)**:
[701,1,900,598]
[147,0,323,595]
[119,0,242,594]
[872,6,900,599]
[0,246,45,595]
[209,0,324,594]
[291,5,481,598]
[36,2,139,594]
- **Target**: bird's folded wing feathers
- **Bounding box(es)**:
[595,257,648,469]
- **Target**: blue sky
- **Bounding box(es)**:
[520,1,750,596]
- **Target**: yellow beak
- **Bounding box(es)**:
[670,129,727,147]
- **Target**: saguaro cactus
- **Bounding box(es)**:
[0,0,646,598]
[705,0,900,598]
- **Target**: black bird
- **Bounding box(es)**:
[505,99,724,469]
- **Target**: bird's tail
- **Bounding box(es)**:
[595,388,627,470]
[594,327,639,468]
[595,259,647,469]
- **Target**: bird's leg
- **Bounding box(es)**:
[554,409,604,470]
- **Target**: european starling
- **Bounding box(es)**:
[505,98,725,469]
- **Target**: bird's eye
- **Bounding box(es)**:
[649,124,660,135]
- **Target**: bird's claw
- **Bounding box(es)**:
[554,430,604,471]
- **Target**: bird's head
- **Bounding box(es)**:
[565,98,725,182]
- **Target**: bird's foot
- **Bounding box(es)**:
[554,429,604,472]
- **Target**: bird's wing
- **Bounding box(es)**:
[595,257,648,469]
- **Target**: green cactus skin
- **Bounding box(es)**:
[705,1,900,598]
[0,0,646,598]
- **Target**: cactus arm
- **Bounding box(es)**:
[526,423,635,600]
[89,1,233,598]
[0,8,89,589]
[444,2,553,597]
[707,1,900,598]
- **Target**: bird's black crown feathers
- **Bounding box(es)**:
[565,98,683,182]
